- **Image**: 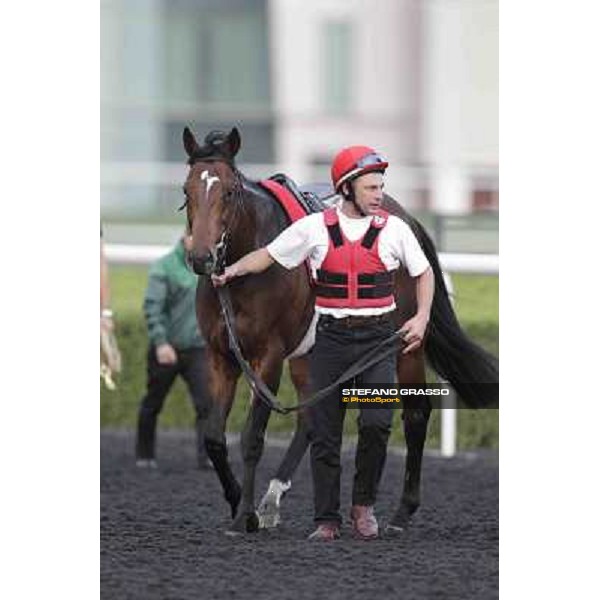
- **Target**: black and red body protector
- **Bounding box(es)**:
[315,208,395,309]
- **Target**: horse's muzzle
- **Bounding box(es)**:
[188,251,214,275]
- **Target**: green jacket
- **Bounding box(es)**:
[143,240,205,350]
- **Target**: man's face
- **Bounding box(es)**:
[350,171,385,215]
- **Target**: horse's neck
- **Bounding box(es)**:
[226,182,288,263]
[227,210,258,263]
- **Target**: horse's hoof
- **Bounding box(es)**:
[229,511,260,534]
[257,479,291,529]
[245,511,260,533]
[225,483,242,520]
[384,521,406,537]
[385,502,418,536]
[224,528,243,538]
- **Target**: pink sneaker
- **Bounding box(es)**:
[350,505,379,540]
[307,523,341,541]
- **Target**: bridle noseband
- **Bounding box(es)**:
[182,158,244,276]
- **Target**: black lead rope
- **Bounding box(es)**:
[216,285,407,414]
[211,235,408,415]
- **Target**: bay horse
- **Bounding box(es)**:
[182,126,498,534]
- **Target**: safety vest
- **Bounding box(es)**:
[315,208,395,309]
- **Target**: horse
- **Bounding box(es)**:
[181,126,498,534]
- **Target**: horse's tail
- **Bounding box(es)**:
[403,214,499,408]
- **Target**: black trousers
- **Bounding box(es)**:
[136,346,210,460]
[307,316,395,525]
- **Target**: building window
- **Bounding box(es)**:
[164,14,201,104]
[161,3,273,162]
[321,21,352,113]
[163,6,270,109]
[202,11,270,106]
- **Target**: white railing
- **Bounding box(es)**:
[105,244,498,457]
[105,244,171,264]
[105,244,499,275]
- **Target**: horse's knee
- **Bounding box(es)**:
[240,427,265,463]
[139,404,161,419]
[403,408,430,429]
[402,409,431,447]
[205,436,226,458]
[204,404,228,436]
[194,404,210,421]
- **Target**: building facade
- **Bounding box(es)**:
[101,0,498,217]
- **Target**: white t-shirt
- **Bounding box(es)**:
[266,205,430,317]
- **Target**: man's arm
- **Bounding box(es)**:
[400,266,434,354]
[100,239,114,332]
[212,214,320,287]
[100,240,110,310]
[211,248,274,287]
[144,268,177,364]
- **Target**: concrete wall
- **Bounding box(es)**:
[268,0,421,198]
[420,0,498,212]
[269,0,497,211]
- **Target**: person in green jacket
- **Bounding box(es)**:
[135,234,211,469]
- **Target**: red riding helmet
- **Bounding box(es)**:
[331,146,389,192]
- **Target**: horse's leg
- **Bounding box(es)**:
[204,350,242,520]
[229,352,283,534]
[258,355,311,528]
[387,348,432,533]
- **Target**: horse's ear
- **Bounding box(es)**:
[183,127,200,158]
[225,127,241,158]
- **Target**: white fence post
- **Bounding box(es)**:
[440,272,457,458]
[440,390,457,458]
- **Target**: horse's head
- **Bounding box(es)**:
[182,126,242,274]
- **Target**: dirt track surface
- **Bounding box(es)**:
[101,430,498,600]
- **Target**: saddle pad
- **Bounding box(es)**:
[259,179,309,224]
[259,178,315,287]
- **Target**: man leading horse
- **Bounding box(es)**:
[212,145,434,541]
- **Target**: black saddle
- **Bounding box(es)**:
[268,173,336,215]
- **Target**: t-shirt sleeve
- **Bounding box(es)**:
[388,217,431,277]
[266,215,319,270]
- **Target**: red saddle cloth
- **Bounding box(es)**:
[259,179,309,224]
[259,178,315,282]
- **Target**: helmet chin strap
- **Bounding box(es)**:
[343,183,367,217]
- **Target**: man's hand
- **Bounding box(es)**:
[156,343,177,365]
[101,311,114,333]
[399,313,429,354]
[211,264,239,287]
[400,267,434,354]
[100,326,122,375]
[211,249,274,287]
[101,316,113,332]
